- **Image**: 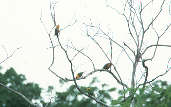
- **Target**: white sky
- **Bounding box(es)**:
[0,0,171,97]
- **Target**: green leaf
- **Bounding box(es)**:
[108,87,116,92]
[111,100,120,105]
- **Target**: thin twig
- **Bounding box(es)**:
[123,42,135,55]
[86,27,128,92]
[0,47,22,65]
[144,0,166,34]
[99,27,134,63]
[68,46,96,70]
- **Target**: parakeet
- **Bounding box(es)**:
[86,87,91,91]
[86,87,94,96]
[103,63,112,70]
[76,72,83,79]
[55,24,60,36]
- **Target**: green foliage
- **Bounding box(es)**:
[59,78,68,85]
[108,87,116,92]
[90,77,99,86]
[114,80,171,107]
[139,80,171,107]
[1,67,171,107]
[0,68,42,107]
[43,78,115,107]
[47,86,54,93]
[43,85,97,107]
[44,78,171,107]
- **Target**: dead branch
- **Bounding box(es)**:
[0,47,21,65]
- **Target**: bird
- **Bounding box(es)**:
[86,87,91,91]
[103,63,112,70]
[86,87,94,96]
[55,24,60,36]
[76,72,83,79]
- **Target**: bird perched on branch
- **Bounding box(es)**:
[55,24,60,36]
[76,72,83,79]
[86,87,91,91]
[86,87,94,96]
[103,63,112,70]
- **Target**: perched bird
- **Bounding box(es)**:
[103,63,112,70]
[55,24,60,36]
[76,72,83,79]
[86,87,94,96]
[86,87,91,91]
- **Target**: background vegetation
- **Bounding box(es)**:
[0,67,171,107]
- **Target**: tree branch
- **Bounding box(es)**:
[142,44,171,56]
[0,82,38,107]
[56,34,110,107]
[0,47,21,65]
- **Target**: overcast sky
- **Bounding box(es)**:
[0,0,171,94]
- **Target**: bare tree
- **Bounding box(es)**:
[115,0,171,106]
[41,0,171,107]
